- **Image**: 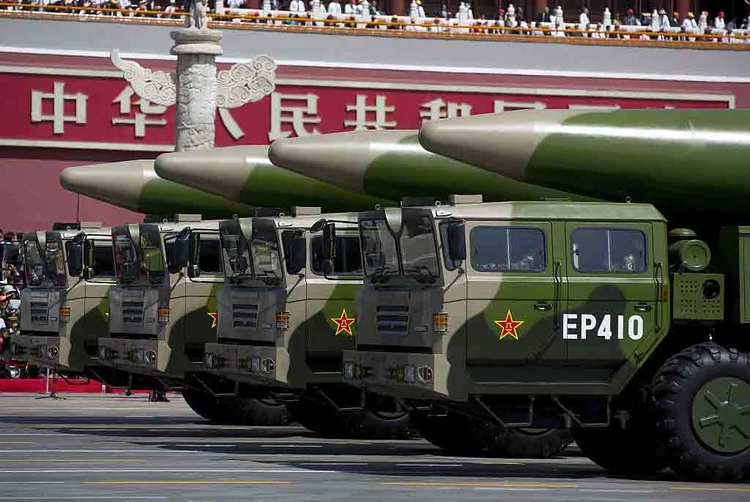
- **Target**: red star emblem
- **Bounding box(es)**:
[208,312,218,328]
[331,308,355,337]
[494,310,524,340]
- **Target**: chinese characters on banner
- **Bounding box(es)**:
[1,71,734,150]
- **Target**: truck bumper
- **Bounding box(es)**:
[11,334,64,369]
[341,350,458,401]
[97,338,172,378]
[203,343,291,387]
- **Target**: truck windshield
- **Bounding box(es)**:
[220,225,252,279]
[250,221,282,281]
[360,210,439,283]
[139,226,165,283]
[22,235,66,287]
[113,230,140,283]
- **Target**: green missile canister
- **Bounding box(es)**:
[153,144,393,212]
[418,109,750,224]
[59,159,257,217]
[267,130,593,203]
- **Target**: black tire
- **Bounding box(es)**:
[572,421,669,475]
[486,427,573,458]
[344,410,416,439]
[651,342,750,482]
[291,391,346,437]
[230,396,294,426]
[409,409,486,455]
[182,388,224,421]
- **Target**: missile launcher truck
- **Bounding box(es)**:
[199,207,413,437]
[335,195,750,481]
[11,222,143,388]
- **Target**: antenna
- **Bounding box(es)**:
[76,194,81,225]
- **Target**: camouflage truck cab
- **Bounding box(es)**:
[202,208,413,437]
[343,196,750,479]
[12,223,121,380]
[98,215,222,393]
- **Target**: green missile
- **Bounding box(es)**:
[418,109,750,223]
[266,130,593,203]
[60,159,258,217]
[153,145,393,212]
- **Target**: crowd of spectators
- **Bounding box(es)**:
[2,0,748,42]
[0,231,27,377]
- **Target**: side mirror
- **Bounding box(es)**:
[67,243,83,277]
[322,259,334,277]
[189,263,201,278]
[83,267,95,280]
[446,222,466,262]
[310,218,327,233]
[287,235,306,274]
[322,223,336,260]
[173,236,190,270]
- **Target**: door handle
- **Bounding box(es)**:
[634,303,653,312]
[534,301,553,311]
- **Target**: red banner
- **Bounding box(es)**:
[0,67,735,151]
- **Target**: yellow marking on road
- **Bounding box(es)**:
[671,486,750,493]
[84,480,291,485]
[381,481,577,488]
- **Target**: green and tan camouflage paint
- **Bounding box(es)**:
[154,145,393,212]
[345,200,674,403]
[267,130,595,203]
[418,109,750,225]
[205,210,364,390]
[14,226,116,374]
[100,219,223,380]
[60,159,258,217]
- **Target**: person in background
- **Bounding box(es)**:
[670,10,679,26]
[714,10,725,29]
[536,5,550,23]
[622,7,638,25]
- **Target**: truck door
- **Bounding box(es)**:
[81,237,116,362]
[466,221,565,369]
[305,231,361,375]
[563,223,658,373]
[183,231,223,367]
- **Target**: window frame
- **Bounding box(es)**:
[310,233,363,278]
[569,226,648,275]
[469,224,548,274]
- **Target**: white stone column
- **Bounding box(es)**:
[170,29,224,152]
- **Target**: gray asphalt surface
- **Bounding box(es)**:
[0,392,746,501]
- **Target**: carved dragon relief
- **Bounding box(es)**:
[109,51,277,140]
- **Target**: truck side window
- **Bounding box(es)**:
[439,221,461,271]
[91,240,115,277]
[281,230,301,274]
[470,226,546,272]
[571,228,647,273]
[311,235,362,276]
[197,235,221,274]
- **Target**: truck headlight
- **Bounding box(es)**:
[404,365,416,384]
[276,312,290,330]
[145,350,157,364]
[157,307,170,323]
[433,312,448,334]
[261,358,274,373]
[46,345,58,359]
[205,352,216,369]
[343,361,355,380]
[417,365,433,384]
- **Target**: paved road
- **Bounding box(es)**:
[0,392,746,501]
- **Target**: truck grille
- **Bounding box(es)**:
[122,300,144,325]
[377,305,409,335]
[232,303,258,329]
[30,301,49,324]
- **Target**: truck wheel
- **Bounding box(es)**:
[231,396,294,426]
[486,427,573,458]
[651,342,750,482]
[344,395,417,439]
[182,389,227,422]
[409,409,486,454]
[572,422,668,474]
[291,391,346,437]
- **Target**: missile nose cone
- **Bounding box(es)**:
[269,130,418,192]
[418,110,580,181]
[60,160,151,205]
[155,145,270,198]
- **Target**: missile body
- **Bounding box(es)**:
[267,130,591,203]
[60,159,258,217]
[418,109,750,224]
[154,145,392,212]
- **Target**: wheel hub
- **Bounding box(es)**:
[692,376,750,454]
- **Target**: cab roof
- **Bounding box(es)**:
[423,201,666,223]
